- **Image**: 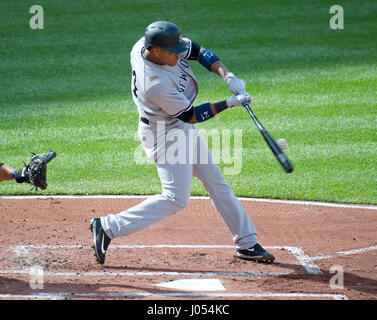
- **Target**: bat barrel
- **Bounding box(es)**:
[278,153,294,173]
[243,102,294,174]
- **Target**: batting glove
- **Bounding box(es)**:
[238,89,253,104]
[225,72,246,95]
[226,94,252,108]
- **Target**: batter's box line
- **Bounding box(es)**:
[8,244,322,275]
[311,245,377,261]
[0,292,348,300]
[0,269,289,278]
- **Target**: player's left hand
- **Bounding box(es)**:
[238,89,253,104]
[226,94,252,108]
[225,72,246,95]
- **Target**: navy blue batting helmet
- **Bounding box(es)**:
[144,21,188,53]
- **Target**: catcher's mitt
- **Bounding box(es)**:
[15,150,57,190]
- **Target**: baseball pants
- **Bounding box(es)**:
[100,122,258,249]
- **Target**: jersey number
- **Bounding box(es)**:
[132,70,138,98]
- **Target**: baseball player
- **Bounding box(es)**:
[90,21,275,264]
[0,150,56,190]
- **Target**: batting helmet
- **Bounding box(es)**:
[144,21,188,53]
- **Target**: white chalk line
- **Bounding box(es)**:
[7,244,321,276]
[311,245,377,261]
[0,269,288,277]
[2,244,356,300]
[1,194,376,211]
[0,292,348,300]
[274,246,322,275]
[6,243,375,281]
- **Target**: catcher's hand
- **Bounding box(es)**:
[15,150,57,190]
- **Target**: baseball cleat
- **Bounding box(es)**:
[90,218,111,264]
[236,243,275,263]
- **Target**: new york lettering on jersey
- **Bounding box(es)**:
[178,72,187,93]
[130,37,198,122]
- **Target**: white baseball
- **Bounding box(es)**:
[276,138,288,150]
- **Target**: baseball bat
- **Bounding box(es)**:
[243,102,294,173]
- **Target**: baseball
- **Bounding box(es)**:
[276,138,288,150]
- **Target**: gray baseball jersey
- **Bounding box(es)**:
[131,37,197,125]
[100,37,259,249]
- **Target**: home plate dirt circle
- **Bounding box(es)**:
[0,195,376,300]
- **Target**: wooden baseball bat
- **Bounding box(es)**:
[243,102,294,173]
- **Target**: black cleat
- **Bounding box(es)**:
[236,243,275,263]
[90,218,111,264]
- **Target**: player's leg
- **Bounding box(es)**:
[192,133,274,262]
[100,163,193,239]
[191,133,258,248]
[91,162,192,264]
[91,122,196,264]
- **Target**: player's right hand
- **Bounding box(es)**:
[225,72,246,95]
[226,93,252,108]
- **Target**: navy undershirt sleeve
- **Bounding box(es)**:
[187,41,201,60]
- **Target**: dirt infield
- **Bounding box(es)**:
[0,196,376,300]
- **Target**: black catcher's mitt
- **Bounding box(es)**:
[15,150,57,190]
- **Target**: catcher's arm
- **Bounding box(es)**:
[14,150,57,190]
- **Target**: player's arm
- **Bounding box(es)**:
[178,43,251,124]
[184,41,228,79]
[0,163,15,181]
[198,46,229,79]
[185,41,250,97]
[178,95,251,124]
[0,162,28,182]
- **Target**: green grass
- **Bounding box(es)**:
[1,0,376,204]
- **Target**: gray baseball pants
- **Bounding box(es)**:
[100,121,258,249]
